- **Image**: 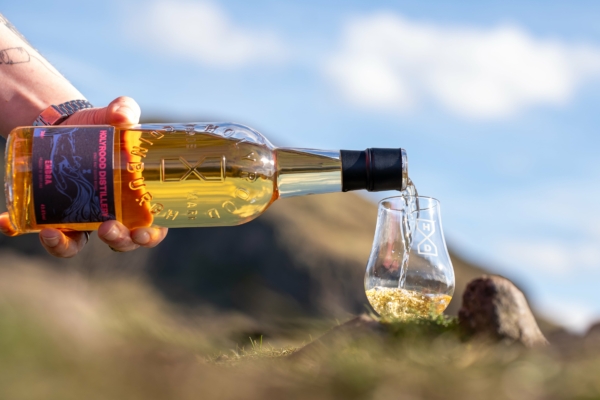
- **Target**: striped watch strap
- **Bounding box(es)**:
[33,100,94,126]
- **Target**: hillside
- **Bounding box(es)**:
[0,140,553,331]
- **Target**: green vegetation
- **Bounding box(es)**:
[0,263,599,400]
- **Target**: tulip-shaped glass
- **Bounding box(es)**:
[365,196,454,319]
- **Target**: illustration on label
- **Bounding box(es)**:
[32,126,116,224]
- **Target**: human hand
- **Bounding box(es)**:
[0,96,168,257]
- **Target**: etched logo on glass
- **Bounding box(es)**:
[416,219,438,256]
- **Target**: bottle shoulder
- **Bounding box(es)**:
[128,122,274,148]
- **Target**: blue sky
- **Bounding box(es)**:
[4,0,600,331]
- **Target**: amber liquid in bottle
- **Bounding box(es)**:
[4,123,344,234]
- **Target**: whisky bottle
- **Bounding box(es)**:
[4,123,407,234]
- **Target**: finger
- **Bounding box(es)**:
[61,96,141,126]
[131,227,168,248]
[98,220,140,252]
[0,213,18,237]
[105,96,141,126]
[39,229,87,258]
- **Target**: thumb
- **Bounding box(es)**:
[61,96,141,126]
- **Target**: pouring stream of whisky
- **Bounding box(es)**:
[398,178,418,289]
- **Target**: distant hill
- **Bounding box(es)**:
[0,140,555,331]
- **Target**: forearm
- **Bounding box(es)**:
[0,13,84,138]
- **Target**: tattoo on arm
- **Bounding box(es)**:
[0,13,63,77]
[0,45,59,77]
[0,47,30,64]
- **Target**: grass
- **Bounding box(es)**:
[1,263,600,400]
[207,340,298,365]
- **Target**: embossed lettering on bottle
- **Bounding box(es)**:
[117,123,279,229]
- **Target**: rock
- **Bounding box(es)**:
[458,275,548,347]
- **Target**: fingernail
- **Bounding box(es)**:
[102,226,120,241]
[40,231,60,248]
[133,230,150,245]
[116,105,136,121]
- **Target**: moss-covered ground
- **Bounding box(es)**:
[0,264,599,400]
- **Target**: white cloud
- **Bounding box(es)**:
[325,13,600,119]
[127,0,286,68]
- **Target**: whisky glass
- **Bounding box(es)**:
[364,196,454,319]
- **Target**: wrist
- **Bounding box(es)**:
[0,89,85,138]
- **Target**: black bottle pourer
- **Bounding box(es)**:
[340,148,408,192]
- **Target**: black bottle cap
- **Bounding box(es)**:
[340,148,407,192]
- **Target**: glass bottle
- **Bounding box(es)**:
[4,123,407,234]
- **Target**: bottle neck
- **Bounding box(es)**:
[275,147,409,198]
[275,148,342,198]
